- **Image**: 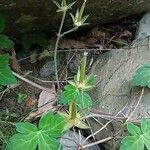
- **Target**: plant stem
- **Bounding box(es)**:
[54,11,66,89]
[12,71,48,92]
[61,27,78,37]
[79,52,88,84]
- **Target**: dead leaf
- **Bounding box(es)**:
[11,48,21,73]
[25,85,57,120]
[119,30,133,39]
[24,96,37,112]
[29,50,37,63]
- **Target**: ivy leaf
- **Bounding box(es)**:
[120,136,144,150]
[132,64,150,88]
[120,119,150,150]
[7,112,64,150]
[39,112,65,138]
[0,34,14,49]
[7,133,38,150]
[16,122,38,134]
[38,132,60,150]
[0,54,16,85]
[127,123,142,135]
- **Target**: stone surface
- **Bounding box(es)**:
[136,11,150,39]
[88,12,150,149]
[39,60,60,78]
[60,131,101,150]
[0,0,150,33]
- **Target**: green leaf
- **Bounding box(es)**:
[120,136,144,150]
[39,112,65,138]
[7,112,64,150]
[59,85,92,109]
[38,132,60,150]
[17,93,28,104]
[0,34,14,49]
[127,123,142,135]
[141,118,150,133]
[7,133,38,150]
[132,64,150,88]
[0,54,16,85]
[16,122,38,134]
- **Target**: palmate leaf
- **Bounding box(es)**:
[132,64,150,88]
[120,119,150,150]
[39,112,65,138]
[59,85,92,109]
[0,54,16,85]
[0,34,14,49]
[7,112,65,150]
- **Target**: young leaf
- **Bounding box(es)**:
[59,100,89,130]
[0,54,16,85]
[132,64,150,88]
[0,34,14,49]
[59,85,92,109]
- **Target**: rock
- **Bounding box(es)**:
[0,0,150,33]
[136,11,150,39]
[60,131,101,150]
[39,60,59,78]
[89,19,150,149]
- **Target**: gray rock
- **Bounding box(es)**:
[60,131,101,150]
[39,60,59,78]
[0,0,150,34]
[89,37,150,149]
[136,11,150,39]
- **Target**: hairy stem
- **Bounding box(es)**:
[79,52,88,84]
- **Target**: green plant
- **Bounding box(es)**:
[132,64,150,87]
[6,1,93,149]
[7,112,65,150]
[0,54,16,85]
[59,52,96,109]
[120,119,150,150]
[17,93,28,104]
[53,0,89,89]
[0,15,16,86]
[59,100,89,130]
[120,64,150,150]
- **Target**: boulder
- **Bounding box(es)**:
[88,12,150,149]
[0,0,150,33]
